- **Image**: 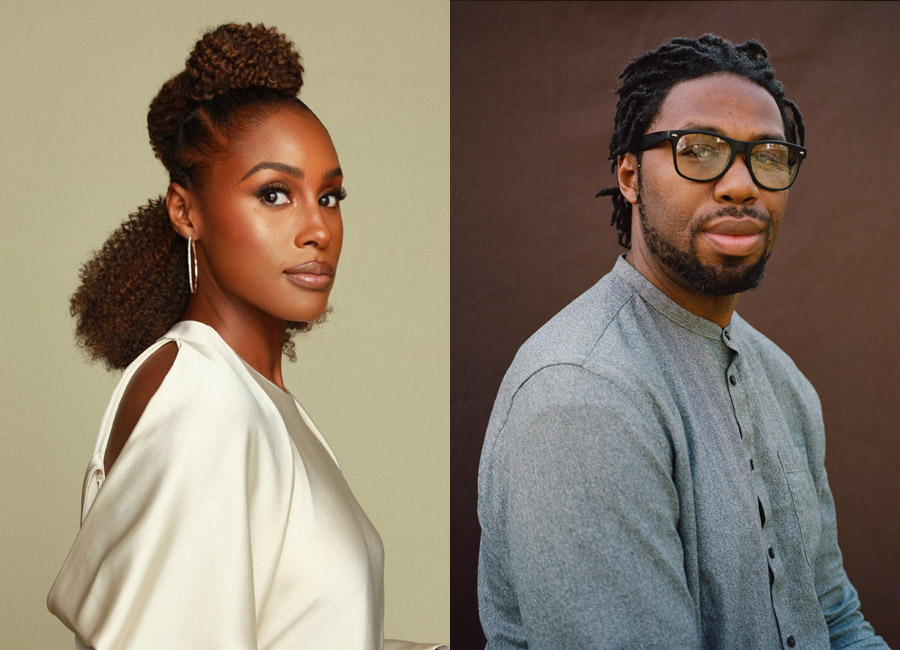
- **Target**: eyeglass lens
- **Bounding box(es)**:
[674,133,799,189]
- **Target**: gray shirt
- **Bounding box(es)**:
[477,256,887,649]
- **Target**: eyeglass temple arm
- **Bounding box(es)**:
[636,131,674,152]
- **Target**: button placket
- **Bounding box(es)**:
[725,359,744,438]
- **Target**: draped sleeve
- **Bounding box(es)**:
[47,336,295,650]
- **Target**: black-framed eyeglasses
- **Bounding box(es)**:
[637,129,807,191]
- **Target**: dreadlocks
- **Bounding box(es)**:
[597,34,806,248]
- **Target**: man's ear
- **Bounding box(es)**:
[617,153,639,205]
[166,182,198,239]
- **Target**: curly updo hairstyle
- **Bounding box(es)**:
[71,23,318,370]
[596,34,806,248]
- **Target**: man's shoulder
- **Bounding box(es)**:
[483,267,644,444]
[512,267,637,375]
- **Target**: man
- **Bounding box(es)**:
[477,34,887,649]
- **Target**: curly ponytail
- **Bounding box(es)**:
[71,24,312,370]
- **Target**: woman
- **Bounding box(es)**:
[48,23,446,650]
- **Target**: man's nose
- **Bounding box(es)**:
[714,154,761,204]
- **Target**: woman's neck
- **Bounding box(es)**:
[181,297,286,390]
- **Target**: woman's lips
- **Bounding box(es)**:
[284,261,334,291]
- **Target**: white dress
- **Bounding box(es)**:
[48,321,445,650]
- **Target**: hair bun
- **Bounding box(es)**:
[148,23,303,167]
[185,23,304,101]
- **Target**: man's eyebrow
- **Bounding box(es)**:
[678,124,786,141]
[241,161,303,181]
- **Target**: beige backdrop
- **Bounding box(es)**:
[0,0,448,646]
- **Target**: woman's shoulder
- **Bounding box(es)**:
[50,327,296,646]
[147,320,274,409]
[103,322,287,474]
[104,341,179,472]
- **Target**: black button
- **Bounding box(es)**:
[750,459,755,470]
[787,636,796,647]
[729,375,737,386]
[724,330,731,339]
[768,547,775,559]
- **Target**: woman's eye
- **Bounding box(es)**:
[318,188,347,208]
[259,188,291,206]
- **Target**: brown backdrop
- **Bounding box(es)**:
[451,1,900,646]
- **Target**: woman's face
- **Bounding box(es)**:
[192,106,344,328]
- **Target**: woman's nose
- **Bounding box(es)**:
[296,206,332,249]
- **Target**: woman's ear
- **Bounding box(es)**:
[166,182,197,239]
[617,153,639,205]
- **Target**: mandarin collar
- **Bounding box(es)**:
[612,254,734,342]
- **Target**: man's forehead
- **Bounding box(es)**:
[650,72,785,140]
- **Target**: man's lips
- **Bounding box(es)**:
[699,218,767,257]
[703,217,766,236]
[284,261,335,290]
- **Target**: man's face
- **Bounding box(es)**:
[625,73,791,297]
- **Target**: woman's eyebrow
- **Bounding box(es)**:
[241,161,303,181]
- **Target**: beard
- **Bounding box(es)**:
[636,172,775,297]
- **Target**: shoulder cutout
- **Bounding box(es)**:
[104,341,178,475]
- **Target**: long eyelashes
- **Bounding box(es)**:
[256,182,291,206]
[319,188,348,208]
[255,183,348,208]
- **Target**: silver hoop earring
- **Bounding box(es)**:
[187,236,198,294]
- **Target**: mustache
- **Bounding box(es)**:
[697,206,771,226]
